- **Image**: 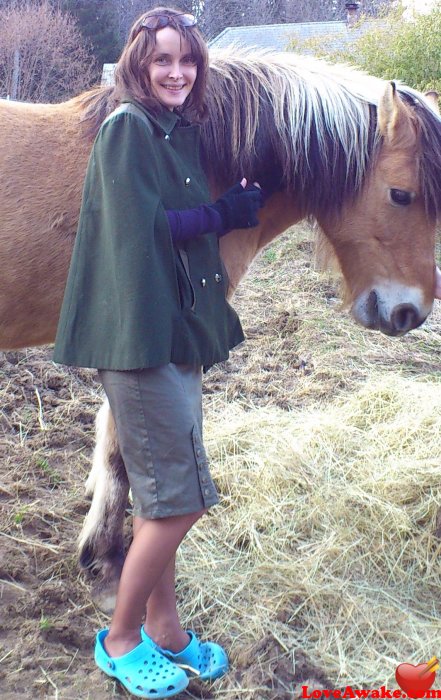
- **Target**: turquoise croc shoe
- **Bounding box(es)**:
[95,628,189,698]
[141,628,229,682]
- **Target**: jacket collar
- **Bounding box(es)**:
[121,98,180,135]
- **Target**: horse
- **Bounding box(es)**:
[1,48,441,611]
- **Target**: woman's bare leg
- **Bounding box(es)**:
[105,509,205,658]
[132,516,191,652]
[144,556,189,652]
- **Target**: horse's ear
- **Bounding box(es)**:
[377,81,417,147]
[424,90,440,114]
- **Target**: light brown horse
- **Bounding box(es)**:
[1,49,440,609]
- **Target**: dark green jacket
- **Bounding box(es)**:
[53,101,244,369]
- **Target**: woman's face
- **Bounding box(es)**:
[147,26,197,111]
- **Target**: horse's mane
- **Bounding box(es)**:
[397,85,441,218]
[77,48,441,219]
[202,48,383,217]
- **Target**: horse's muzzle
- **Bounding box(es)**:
[352,286,432,337]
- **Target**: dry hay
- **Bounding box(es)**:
[0,223,440,698]
[190,375,441,694]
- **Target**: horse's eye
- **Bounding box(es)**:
[390,188,413,206]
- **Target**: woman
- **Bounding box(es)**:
[54,7,263,699]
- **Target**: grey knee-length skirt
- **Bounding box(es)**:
[98,364,219,519]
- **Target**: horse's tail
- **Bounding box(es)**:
[78,398,129,613]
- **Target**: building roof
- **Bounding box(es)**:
[208,20,373,53]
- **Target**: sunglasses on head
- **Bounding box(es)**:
[141,13,197,30]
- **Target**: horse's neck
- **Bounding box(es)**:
[220,192,302,295]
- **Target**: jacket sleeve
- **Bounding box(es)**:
[166,205,224,243]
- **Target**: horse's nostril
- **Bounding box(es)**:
[391,303,419,333]
[366,289,379,319]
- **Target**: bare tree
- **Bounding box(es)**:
[0,0,96,102]
[282,0,392,22]
[198,0,394,40]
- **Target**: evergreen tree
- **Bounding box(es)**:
[61,0,120,72]
[115,0,194,45]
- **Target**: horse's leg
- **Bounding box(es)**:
[78,397,129,614]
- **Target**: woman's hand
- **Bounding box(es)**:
[211,178,264,233]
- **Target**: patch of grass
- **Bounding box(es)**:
[13,507,28,525]
[34,455,63,487]
[39,614,52,631]
[262,247,277,263]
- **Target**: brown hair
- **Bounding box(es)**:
[113,6,209,120]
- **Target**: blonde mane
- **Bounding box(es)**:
[202,48,441,218]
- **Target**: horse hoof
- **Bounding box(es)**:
[78,544,125,604]
[91,577,119,615]
[85,555,124,615]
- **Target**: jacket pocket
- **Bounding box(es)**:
[175,248,195,311]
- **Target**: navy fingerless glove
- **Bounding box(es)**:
[210,182,264,233]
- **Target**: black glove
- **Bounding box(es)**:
[210,182,264,233]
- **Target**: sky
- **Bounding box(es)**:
[403,0,438,14]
